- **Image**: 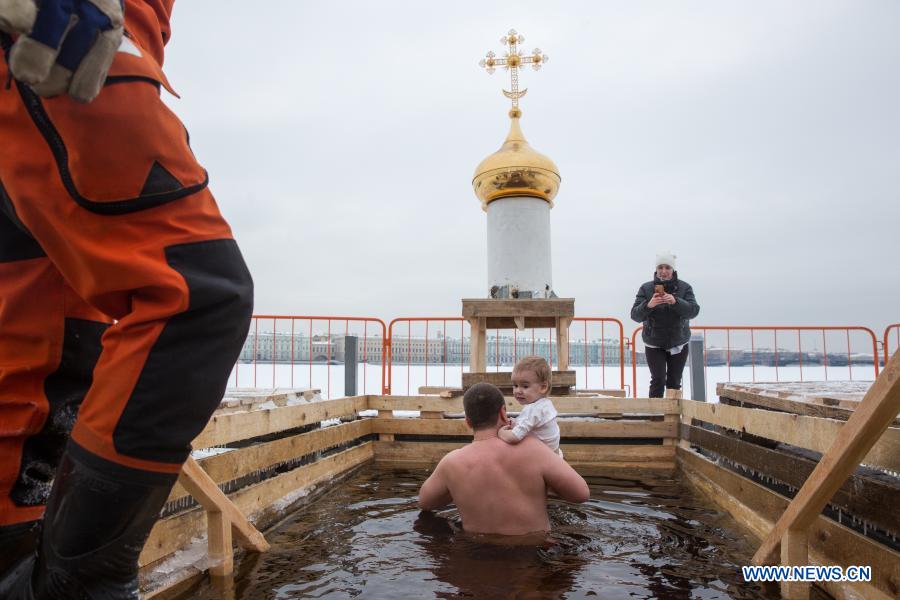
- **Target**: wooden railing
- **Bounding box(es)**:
[677,353,900,600]
[140,395,373,592]
[368,395,679,471]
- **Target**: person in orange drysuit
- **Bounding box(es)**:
[0,1,254,597]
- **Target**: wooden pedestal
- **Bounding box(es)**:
[462,298,576,394]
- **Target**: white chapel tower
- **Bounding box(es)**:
[473,29,559,299]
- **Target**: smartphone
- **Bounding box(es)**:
[654,284,665,296]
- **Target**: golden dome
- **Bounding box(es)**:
[472,110,561,210]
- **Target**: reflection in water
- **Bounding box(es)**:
[180,470,781,599]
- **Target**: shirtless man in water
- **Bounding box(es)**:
[418,383,589,535]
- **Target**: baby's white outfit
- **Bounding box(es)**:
[511,397,560,453]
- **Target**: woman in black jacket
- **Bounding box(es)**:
[630,252,700,398]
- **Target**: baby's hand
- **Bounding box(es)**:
[498,426,520,444]
[507,417,516,427]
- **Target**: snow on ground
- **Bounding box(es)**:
[226,362,876,402]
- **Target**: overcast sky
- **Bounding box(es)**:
[161,1,899,339]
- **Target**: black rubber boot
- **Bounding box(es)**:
[0,519,41,599]
[0,442,177,599]
[0,520,39,573]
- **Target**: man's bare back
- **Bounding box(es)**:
[418,386,589,536]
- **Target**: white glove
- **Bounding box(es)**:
[0,0,124,103]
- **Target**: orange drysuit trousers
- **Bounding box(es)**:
[0,24,253,526]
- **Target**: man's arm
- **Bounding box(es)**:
[418,460,453,510]
[543,451,590,503]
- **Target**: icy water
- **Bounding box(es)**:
[181,469,783,599]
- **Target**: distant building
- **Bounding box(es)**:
[239,332,872,368]
[239,332,624,366]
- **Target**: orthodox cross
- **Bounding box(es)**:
[479,29,549,115]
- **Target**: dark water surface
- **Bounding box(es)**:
[184,468,782,599]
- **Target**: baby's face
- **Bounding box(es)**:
[511,369,548,405]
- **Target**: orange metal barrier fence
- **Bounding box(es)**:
[230,316,888,399]
[885,323,900,365]
[232,315,388,397]
[571,318,627,394]
[386,318,468,396]
[630,325,881,398]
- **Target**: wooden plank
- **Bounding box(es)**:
[221,388,321,410]
[370,417,676,438]
[367,395,678,415]
[368,395,459,411]
[485,316,559,329]
[468,317,486,373]
[418,386,459,395]
[781,527,810,600]
[680,424,900,535]
[193,396,368,448]
[562,444,675,470]
[177,458,269,553]
[374,441,674,470]
[577,389,628,398]
[681,399,900,472]
[754,350,900,565]
[572,463,676,476]
[557,317,571,371]
[679,447,900,600]
[168,420,373,505]
[719,382,870,410]
[679,446,779,539]
[462,370,576,388]
[560,420,676,438]
[141,443,374,567]
[663,414,678,446]
[720,385,900,427]
[207,510,233,577]
[374,441,463,466]
[719,385,860,422]
[462,298,575,318]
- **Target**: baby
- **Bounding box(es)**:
[498,356,562,457]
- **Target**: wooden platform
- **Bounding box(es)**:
[461,297,574,329]
[461,298,576,391]
[462,369,576,395]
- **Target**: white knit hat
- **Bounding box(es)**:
[655,251,677,269]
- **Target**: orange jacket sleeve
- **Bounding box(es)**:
[125,0,176,66]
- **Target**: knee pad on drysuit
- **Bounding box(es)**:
[111,238,254,466]
[0,443,177,600]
